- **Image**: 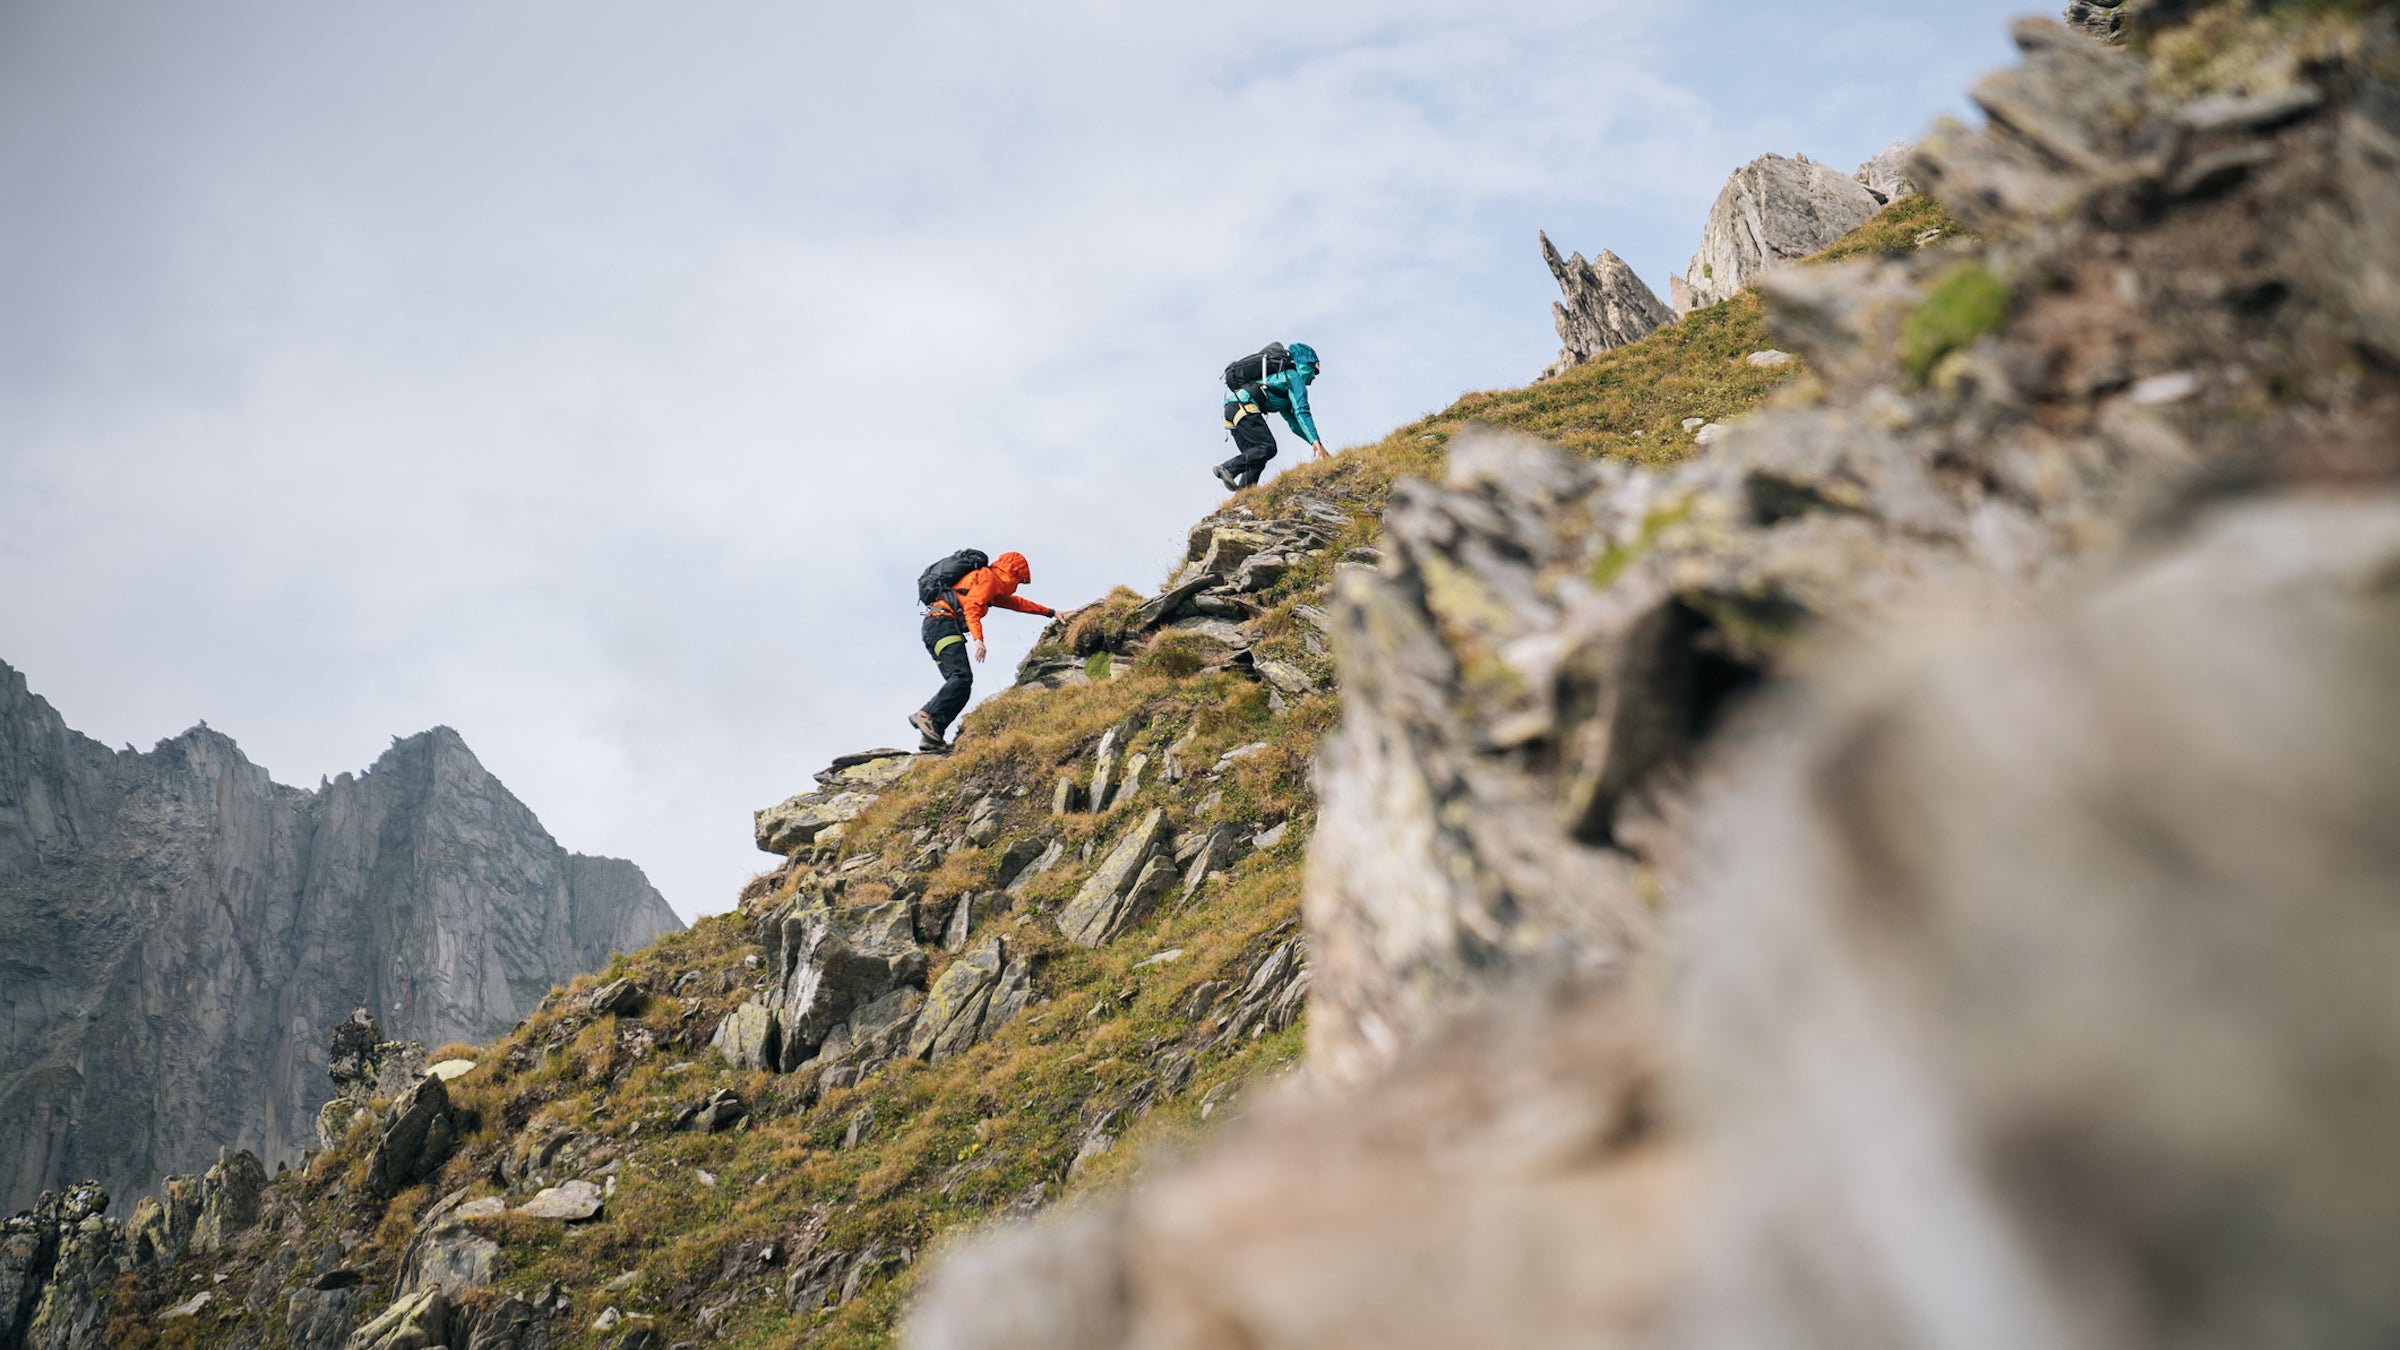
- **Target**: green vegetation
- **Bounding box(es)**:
[1901,261,2012,385]
[1809,193,1963,265]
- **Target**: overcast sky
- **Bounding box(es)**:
[0,1,2033,918]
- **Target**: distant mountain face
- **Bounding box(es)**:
[0,660,682,1212]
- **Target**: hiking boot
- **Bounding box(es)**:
[908,711,948,752]
[1213,464,1241,491]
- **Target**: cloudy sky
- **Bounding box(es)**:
[0,1,2032,918]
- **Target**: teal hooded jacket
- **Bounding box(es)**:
[1228,343,1322,444]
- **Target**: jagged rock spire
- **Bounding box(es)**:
[1538,232,1674,378]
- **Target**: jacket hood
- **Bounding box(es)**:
[994,551,1031,584]
[1288,342,1319,372]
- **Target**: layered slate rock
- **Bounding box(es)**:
[0,684,681,1212]
[753,750,917,855]
[1681,152,1884,310]
[1057,811,1176,948]
[367,1076,458,1198]
[711,896,928,1074]
[1539,232,1675,377]
[907,938,1009,1063]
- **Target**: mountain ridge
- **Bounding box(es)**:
[0,660,682,1213]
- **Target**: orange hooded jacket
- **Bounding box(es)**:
[929,551,1054,642]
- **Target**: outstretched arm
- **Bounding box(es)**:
[992,595,1055,617]
[1281,373,1321,445]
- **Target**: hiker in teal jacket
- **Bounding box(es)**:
[1217,343,1327,490]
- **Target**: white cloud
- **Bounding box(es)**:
[0,0,2031,916]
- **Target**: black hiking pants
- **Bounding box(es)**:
[1220,402,1279,487]
[920,612,973,735]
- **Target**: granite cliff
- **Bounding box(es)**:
[0,662,682,1213]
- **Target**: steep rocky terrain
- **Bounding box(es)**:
[913,4,2400,1346]
[13,2,2394,1348]
[0,666,681,1214]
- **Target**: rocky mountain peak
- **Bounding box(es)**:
[1679,151,1885,311]
[1538,232,1676,378]
[0,660,682,1213]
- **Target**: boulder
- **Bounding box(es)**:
[812,750,916,791]
[368,1076,457,1198]
[754,790,880,855]
[191,1147,267,1251]
[1251,658,1318,697]
[1229,552,1290,594]
[770,900,927,1061]
[1131,577,1216,631]
[1178,824,1243,904]
[1852,140,1919,203]
[673,1089,747,1134]
[942,891,978,951]
[1539,233,1675,374]
[1057,810,1176,947]
[462,1296,535,1350]
[517,1180,604,1222]
[1196,527,1273,580]
[814,986,925,1073]
[287,1277,368,1350]
[399,1220,500,1295]
[710,1000,782,1072]
[581,978,642,1017]
[1107,754,1149,811]
[1683,153,1883,309]
[985,956,1037,1036]
[908,939,1007,1063]
[345,1285,448,1350]
[1087,723,1132,811]
[991,839,1045,890]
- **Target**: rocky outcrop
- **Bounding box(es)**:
[907,937,1007,1063]
[1057,811,1175,948]
[1851,140,1918,203]
[0,673,682,1210]
[753,750,918,856]
[909,8,2400,1346]
[2065,0,2127,41]
[1,1145,280,1350]
[1016,499,1350,697]
[1679,152,1884,310]
[1539,233,1675,377]
[366,1076,457,1199]
[316,1011,432,1149]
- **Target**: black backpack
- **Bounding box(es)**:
[1223,342,1294,391]
[917,549,990,607]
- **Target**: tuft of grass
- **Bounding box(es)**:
[1808,193,1968,265]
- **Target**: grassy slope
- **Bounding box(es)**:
[113,195,1962,1350]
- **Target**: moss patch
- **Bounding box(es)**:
[1901,262,2012,385]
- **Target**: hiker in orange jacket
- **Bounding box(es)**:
[910,551,1056,751]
